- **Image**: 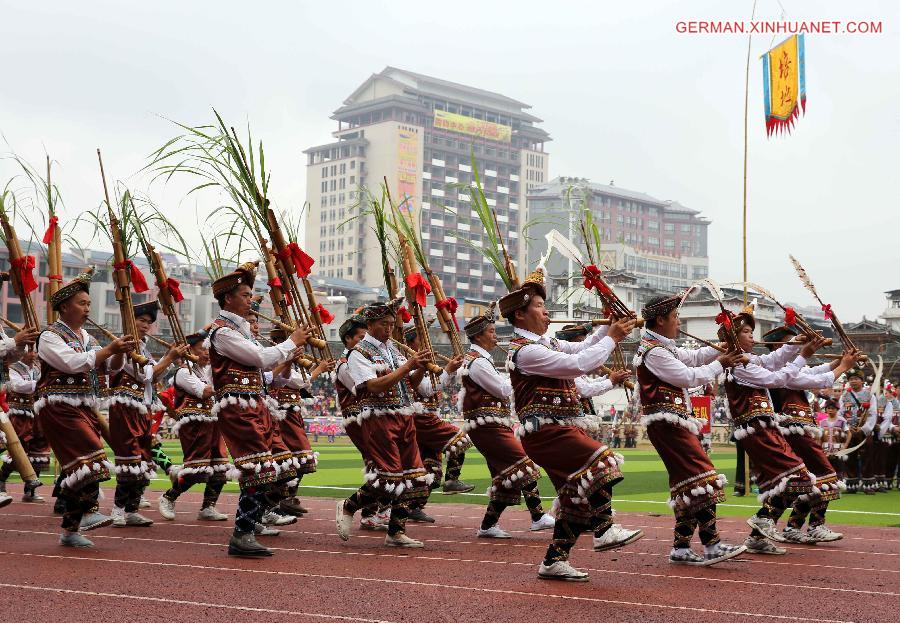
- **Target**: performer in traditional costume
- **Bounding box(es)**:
[460,303,555,539]
[0,324,40,508]
[207,262,310,557]
[882,386,899,489]
[36,269,135,547]
[720,304,834,553]
[403,320,474,523]
[502,269,642,582]
[0,351,48,502]
[335,299,433,549]
[634,294,747,566]
[762,325,857,543]
[874,388,896,491]
[336,313,389,531]
[838,369,879,494]
[268,326,330,517]
[157,330,230,522]
[820,400,848,480]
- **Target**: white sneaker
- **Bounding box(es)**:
[139,496,151,509]
[593,524,644,552]
[197,506,228,521]
[806,524,842,542]
[743,535,787,555]
[262,511,297,526]
[538,560,589,582]
[782,526,815,544]
[746,516,784,542]
[530,513,556,531]
[123,512,153,527]
[253,523,280,536]
[702,543,746,566]
[111,506,126,527]
[158,496,176,520]
[336,500,353,541]
[477,525,512,539]
[360,515,388,531]
[0,492,12,509]
[385,532,424,548]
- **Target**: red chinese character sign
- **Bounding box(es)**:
[762,34,806,136]
[691,395,712,435]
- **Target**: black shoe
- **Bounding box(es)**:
[442,479,475,495]
[733,487,746,497]
[228,533,274,557]
[408,508,436,523]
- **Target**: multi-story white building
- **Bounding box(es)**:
[880,289,900,332]
[304,66,550,300]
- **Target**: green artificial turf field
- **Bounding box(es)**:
[15,439,900,527]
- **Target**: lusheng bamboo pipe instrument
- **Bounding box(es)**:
[84,317,148,365]
[0,418,39,485]
[393,340,444,375]
[548,317,646,328]
[145,333,200,363]
[250,309,326,350]
[678,329,727,353]
[0,211,41,331]
[46,155,63,325]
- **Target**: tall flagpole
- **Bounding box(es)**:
[742,0,758,306]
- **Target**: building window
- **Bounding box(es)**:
[648,220,658,230]
[681,224,692,233]
[664,239,675,249]
[664,223,675,233]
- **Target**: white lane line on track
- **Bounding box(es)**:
[2,527,898,592]
[4,510,897,558]
[0,582,396,622]
[0,553,867,623]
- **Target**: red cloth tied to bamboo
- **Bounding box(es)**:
[314,303,334,324]
[405,273,432,307]
[42,216,59,244]
[821,304,833,320]
[715,311,732,328]
[581,265,604,291]
[165,277,184,303]
[48,274,63,282]
[268,277,292,306]
[436,297,460,330]
[276,242,315,277]
[784,307,797,326]
[0,390,8,413]
[113,259,149,293]
[398,306,412,323]
[11,255,39,294]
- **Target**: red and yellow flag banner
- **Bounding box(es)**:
[762,34,806,136]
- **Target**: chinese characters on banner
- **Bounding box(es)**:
[397,126,419,214]
[433,109,512,142]
[762,34,806,136]
[691,395,712,435]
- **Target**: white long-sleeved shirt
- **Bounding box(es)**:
[837,388,878,431]
[347,334,408,387]
[416,370,453,398]
[0,332,22,362]
[37,321,99,374]
[640,329,723,389]
[336,360,355,393]
[173,366,211,400]
[467,344,511,400]
[575,375,614,398]
[8,363,39,394]
[512,326,616,380]
[270,367,308,391]
[781,358,836,390]
[210,310,296,371]
[745,343,801,372]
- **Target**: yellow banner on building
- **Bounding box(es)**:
[762,34,806,136]
[433,109,511,142]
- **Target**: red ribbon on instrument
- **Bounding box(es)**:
[436,297,460,330]
[268,277,293,306]
[314,303,335,324]
[398,306,412,323]
[276,242,315,277]
[784,307,797,326]
[405,273,432,307]
[11,255,39,294]
[0,390,8,413]
[42,216,59,244]
[165,277,184,303]
[715,311,733,329]
[581,264,602,290]
[821,304,833,321]
[113,259,149,293]
[47,274,63,282]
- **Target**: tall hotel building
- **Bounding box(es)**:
[304,67,550,299]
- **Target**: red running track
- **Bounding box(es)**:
[0,483,897,623]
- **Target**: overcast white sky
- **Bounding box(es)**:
[1,0,897,320]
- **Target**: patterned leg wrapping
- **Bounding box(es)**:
[673,506,698,549]
[202,476,227,509]
[60,481,100,532]
[787,498,812,530]
[151,442,174,476]
[0,461,13,482]
[481,500,509,530]
[522,481,545,521]
[588,485,614,538]
[344,484,380,515]
[808,499,828,528]
[445,452,465,482]
[387,500,410,536]
[165,471,208,502]
[234,487,270,534]
[542,518,585,565]
[695,504,721,546]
